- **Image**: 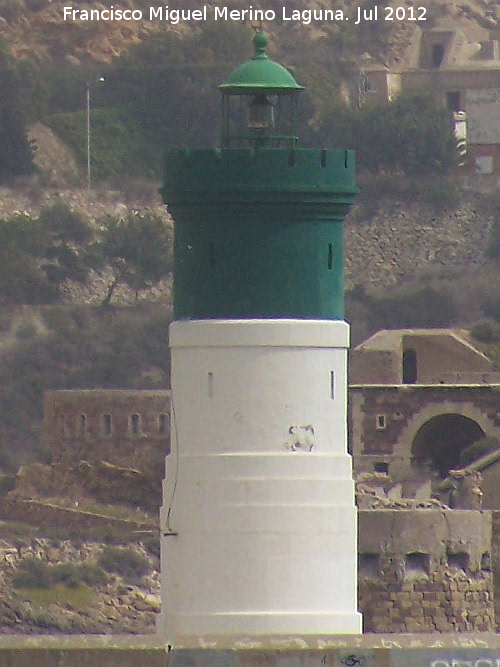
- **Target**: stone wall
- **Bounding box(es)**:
[349,330,497,386]
[0,497,156,534]
[350,348,401,384]
[344,198,492,289]
[6,640,500,667]
[349,385,500,480]
[488,510,500,629]
[358,509,495,633]
[43,390,170,478]
[13,461,161,513]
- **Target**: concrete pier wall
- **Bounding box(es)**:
[2,635,500,666]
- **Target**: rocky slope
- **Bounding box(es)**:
[0,0,498,68]
[0,173,492,301]
[345,187,493,289]
[0,536,159,634]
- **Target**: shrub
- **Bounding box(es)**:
[45,107,157,181]
[15,317,38,340]
[0,449,16,474]
[470,320,500,343]
[0,0,23,23]
[369,285,457,330]
[0,473,15,493]
[0,63,34,181]
[25,0,48,10]
[420,179,460,211]
[485,210,500,260]
[13,557,52,589]
[52,562,107,588]
[143,534,160,558]
[50,563,80,588]
[481,294,500,322]
[13,558,108,589]
[353,174,460,220]
[316,94,457,175]
[98,546,150,578]
[77,562,109,586]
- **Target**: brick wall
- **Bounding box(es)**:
[349,385,500,480]
[358,509,495,633]
[360,563,494,633]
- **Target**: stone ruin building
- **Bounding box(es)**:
[361,22,500,178]
[349,328,500,499]
[42,389,170,479]
[350,328,500,632]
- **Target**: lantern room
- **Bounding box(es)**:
[219,31,303,148]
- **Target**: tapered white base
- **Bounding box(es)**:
[158,320,361,641]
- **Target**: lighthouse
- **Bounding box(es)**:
[158,32,361,642]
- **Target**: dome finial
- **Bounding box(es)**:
[253,31,268,59]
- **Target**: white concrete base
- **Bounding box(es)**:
[159,320,361,641]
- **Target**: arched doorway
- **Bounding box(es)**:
[412,414,485,476]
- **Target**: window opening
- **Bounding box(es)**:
[208,372,214,398]
[447,552,469,571]
[405,552,429,577]
[102,414,112,436]
[376,414,386,430]
[130,414,140,435]
[359,553,379,578]
[402,348,417,384]
[330,371,335,399]
[481,552,491,571]
[328,244,333,270]
[446,91,460,111]
[432,43,444,68]
[78,414,87,435]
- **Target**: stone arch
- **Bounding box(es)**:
[412,413,484,476]
[392,401,497,479]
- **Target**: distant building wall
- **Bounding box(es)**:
[350,333,495,386]
[465,89,500,144]
[363,70,402,107]
[468,144,500,174]
[43,390,170,478]
[349,349,401,384]
[401,69,500,103]
[358,509,494,632]
[402,334,494,383]
[349,385,500,479]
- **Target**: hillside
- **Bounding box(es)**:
[344,177,499,343]
[0,0,494,183]
[0,0,498,64]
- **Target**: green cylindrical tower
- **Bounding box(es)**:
[161,33,357,321]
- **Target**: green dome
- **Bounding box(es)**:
[220,32,303,95]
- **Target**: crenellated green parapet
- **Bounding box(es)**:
[161,147,357,321]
